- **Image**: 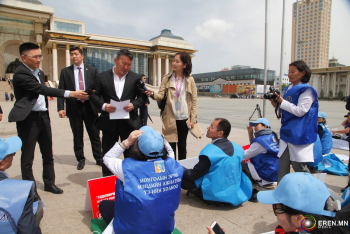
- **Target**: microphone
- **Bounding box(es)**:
[135,79,153,97]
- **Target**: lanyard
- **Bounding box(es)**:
[174,74,184,99]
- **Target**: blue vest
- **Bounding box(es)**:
[280,83,318,145]
[0,179,33,234]
[307,135,323,167]
[250,134,279,182]
[194,142,252,206]
[319,123,333,154]
[113,157,184,234]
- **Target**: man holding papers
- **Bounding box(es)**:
[90,49,146,176]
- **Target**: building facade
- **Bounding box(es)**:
[291,0,332,69]
[0,0,196,87]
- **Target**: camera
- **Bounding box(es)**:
[263,87,280,99]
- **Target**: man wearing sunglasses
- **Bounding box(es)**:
[8,42,88,198]
[181,118,252,206]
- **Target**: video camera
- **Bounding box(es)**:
[263,87,280,100]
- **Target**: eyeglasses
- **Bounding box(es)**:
[273,204,286,216]
[24,55,43,60]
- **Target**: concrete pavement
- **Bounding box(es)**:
[1,97,348,234]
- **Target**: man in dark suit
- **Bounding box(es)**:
[90,48,146,176]
[139,74,150,126]
[8,42,88,196]
[57,47,103,170]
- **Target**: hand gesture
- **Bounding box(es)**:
[69,90,88,99]
[125,130,143,147]
[123,103,134,112]
[105,104,116,113]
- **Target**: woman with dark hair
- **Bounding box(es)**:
[270,60,318,182]
[148,52,197,160]
[242,118,279,188]
[258,173,350,234]
[99,126,184,233]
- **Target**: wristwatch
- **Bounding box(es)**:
[121,140,129,149]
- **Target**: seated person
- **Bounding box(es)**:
[242,118,279,187]
[181,118,252,206]
[0,136,42,234]
[317,112,333,154]
[330,112,350,141]
[257,172,349,234]
[99,126,184,234]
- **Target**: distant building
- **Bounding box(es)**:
[328,57,345,67]
[291,0,332,69]
[275,74,289,87]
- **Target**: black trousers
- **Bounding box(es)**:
[99,200,115,224]
[101,120,134,177]
[17,112,55,187]
[68,101,102,163]
[181,176,203,199]
[139,105,148,126]
[169,119,189,160]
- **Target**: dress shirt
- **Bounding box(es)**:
[103,142,175,183]
[278,85,315,162]
[101,66,127,111]
[171,74,188,120]
[22,63,70,111]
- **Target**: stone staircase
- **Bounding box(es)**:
[0,81,14,101]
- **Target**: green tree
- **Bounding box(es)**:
[282,83,288,90]
[320,89,324,98]
[328,90,333,97]
[338,90,344,98]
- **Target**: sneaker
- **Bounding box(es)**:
[263,182,277,189]
[249,189,259,202]
[186,191,196,198]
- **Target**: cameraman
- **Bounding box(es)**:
[270,60,318,182]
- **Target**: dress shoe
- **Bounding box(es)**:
[34,191,41,201]
[44,184,63,194]
[77,160,85,170]
[96,160,103,167]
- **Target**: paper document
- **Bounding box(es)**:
[109,99,130,119]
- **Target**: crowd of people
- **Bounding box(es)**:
[0,42,349,234]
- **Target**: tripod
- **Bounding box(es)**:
[249,104,262,120]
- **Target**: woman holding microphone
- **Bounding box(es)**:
[148,52,197,160]
[270,60,318,182]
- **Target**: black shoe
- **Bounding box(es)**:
[249,189,259,202]
[34,191,41,201]
[77,160,85,170]
[44,184,63,194]
[96,160,103,167]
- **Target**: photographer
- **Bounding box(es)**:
[98,126,184,233]
[269,60,318,182]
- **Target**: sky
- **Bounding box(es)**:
[40,0,350,76]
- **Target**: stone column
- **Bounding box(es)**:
[326,73,330,97]
[332,73,336,98]
[144,54,148,82]
[336,73,340,96]
[135,53,138,74]
[52,43,58,82]
[38,43,42,70]
[165,54,169,75]
[153,55,156,86]
[157,54,161,86]
[347,72,350,96]
[66,44,70,67]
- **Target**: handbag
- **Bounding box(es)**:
[157,75,172,111]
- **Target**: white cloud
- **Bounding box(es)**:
[195,19,234,41]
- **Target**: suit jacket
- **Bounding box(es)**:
[89,69,146,132]
[8,63,65,122]
[57,64,99,116]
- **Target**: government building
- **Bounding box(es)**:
[0,0,196,87]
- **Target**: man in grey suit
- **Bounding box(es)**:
[89,49,146,176]
[57,47,103,170]
[8,42,88,197]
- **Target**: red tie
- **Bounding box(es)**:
[78,67,85,103]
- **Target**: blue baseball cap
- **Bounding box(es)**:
[318,112,327,119]
[257,172,335,217]
[0,136,22,160]
[249,118,270,128]
[138,126,164,157]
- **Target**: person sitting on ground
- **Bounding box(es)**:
[98,126,184,234]
[181,118,252,206]
[257,172,350,234]
[330,112,350,141]
[0,136,42,234]
[242,118,279,188]
[317,112,333,155]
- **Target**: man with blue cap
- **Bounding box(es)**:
[0,136,42,234]
[99,126,184,233]
[317,112,333,155]
[242,118,279,188]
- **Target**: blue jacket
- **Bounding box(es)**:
[250,134,279,182]
[195,142,252,206]
[280,83,318,145]
[319,122,333,154]
[0,179,33,234]
[113,157,184,234]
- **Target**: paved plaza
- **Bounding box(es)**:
[1,97,348,234]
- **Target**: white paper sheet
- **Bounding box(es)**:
[109,99,130,120]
